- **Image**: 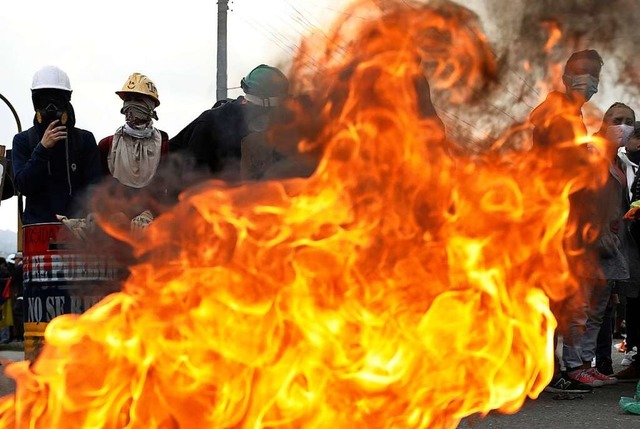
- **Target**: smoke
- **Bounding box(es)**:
[322,0,639,152]
[441,0,640,147]
[78,0,640,254]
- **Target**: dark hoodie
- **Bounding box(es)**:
[529,91,587,149]
[12,122,101,225]
[530,91,608,280]
[168,97,252,184]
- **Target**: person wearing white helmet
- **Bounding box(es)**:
[96,72,171,233]
[11,65,101,225]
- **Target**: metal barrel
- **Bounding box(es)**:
[22,223,124,361]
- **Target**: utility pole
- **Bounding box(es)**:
[216,0,229,102]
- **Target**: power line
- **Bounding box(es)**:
[231,1,539,129]
[232,11,321,71]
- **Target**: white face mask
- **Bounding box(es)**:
[606,124,635,147]
[564,74,599,101]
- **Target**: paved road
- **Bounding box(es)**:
[458,344,640,429]
[458,382,639,429]
[0,343,637,428]
[0,346,24,398]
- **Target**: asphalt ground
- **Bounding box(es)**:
[0,342,636,428]
[458,341,640,429]
[459,382,639,429]
[0,343,24,398]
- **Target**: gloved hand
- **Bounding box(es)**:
[56,213,96,240]
[131,210,154,233]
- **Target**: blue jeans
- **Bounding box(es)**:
[562,279,612,370]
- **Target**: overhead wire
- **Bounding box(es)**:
[231,0,534,135]
[231,11,321,71]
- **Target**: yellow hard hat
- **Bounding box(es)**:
[115,73,160,106]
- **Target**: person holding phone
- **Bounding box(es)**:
[11,65,101,225]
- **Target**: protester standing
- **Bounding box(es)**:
[563,102,636,386]
[531,49,605,393]
[169,64,291,184]
[615,121,640,381]
[12,65,101,225]
[96,72,170,232]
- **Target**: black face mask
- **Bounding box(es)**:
[32,89,73,128]
[628,149,640,164]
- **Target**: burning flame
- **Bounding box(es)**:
[534,20,565,100]
[542,21,562,53]
[0,1,609,428]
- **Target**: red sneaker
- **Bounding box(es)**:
[584,368,617,385]
[567,369,604,387]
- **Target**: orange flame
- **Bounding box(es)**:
[534,21,565,100]
[542,21,562,53]
[0,1,609,428]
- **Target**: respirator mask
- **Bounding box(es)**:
[32,89,73,127]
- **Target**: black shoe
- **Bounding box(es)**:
[544,372,594,393]
[596,362,614,376]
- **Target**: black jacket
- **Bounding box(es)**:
[12,126,101,224]
[169,98,250,177]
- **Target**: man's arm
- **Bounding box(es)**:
[11,131,51,197]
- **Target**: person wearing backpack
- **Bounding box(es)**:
[168,64,291,184]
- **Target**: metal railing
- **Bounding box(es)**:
[0,91,23,251]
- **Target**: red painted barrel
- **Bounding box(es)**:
[22,223,125,361]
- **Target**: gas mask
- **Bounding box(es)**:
[606,124,635,147]
[32,89,72,127]
[564,74,599,102]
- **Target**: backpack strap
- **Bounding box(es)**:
[160,131,169,157]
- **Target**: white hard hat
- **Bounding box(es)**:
[6,252,22,265]
[31,65,72,92]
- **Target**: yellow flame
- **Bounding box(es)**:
[0,1,609,428]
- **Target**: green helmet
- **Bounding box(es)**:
[241,64,289,107]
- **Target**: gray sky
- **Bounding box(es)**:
[0,0,624,239]
[0,0,346,235]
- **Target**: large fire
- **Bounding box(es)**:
[0,0,610,428]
